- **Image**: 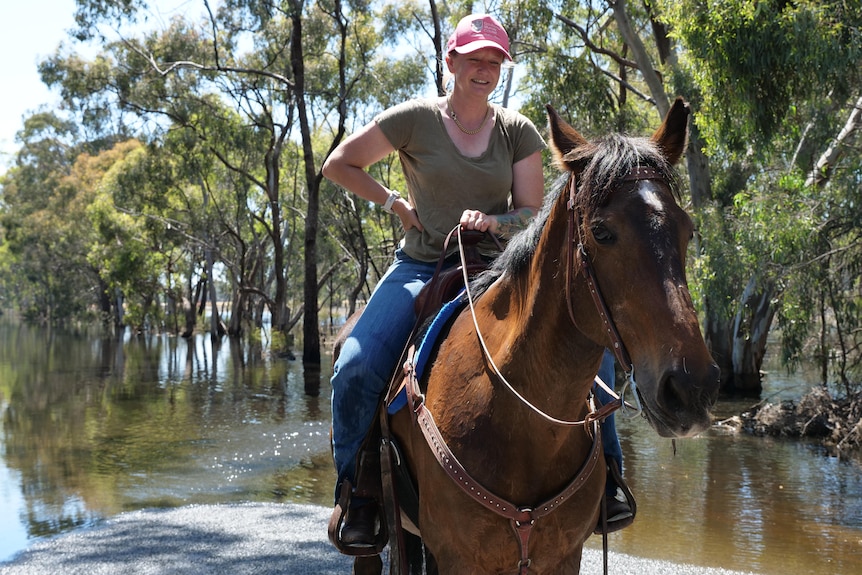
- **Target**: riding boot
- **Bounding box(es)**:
[341,498,380,547]
[339,423,386,552]
[594,457,637,535]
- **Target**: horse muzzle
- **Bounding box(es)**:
[638,361,720,438]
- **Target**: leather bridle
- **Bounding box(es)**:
[564,166,667,420]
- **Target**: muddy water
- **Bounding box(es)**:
[1,323,860,573]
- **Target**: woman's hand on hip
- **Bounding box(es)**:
[395,200,423,232]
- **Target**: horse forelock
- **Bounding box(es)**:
[470,133,680,297]
[579,134,679,211]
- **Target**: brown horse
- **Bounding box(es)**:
[346,97,719,574]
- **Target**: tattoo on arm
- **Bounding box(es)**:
[494,207,536,240]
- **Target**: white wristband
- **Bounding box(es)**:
[382,190,400,213]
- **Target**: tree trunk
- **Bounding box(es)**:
[292,1,322,366]
[429,0,445,96]
[685,119,713,208]
[201,178,223,342]
[806,94,862,187]
[610,0,668,120]
[97,278,112,325]
[267,144,288,335]
[707,276,775,396]
[730,276,775,394]
[205,246,223,342]
[227,285,244,337]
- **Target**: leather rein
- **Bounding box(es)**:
[401,166,666,574]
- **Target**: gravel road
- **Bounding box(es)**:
[0,503,757,575]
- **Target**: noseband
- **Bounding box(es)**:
[565,165,667,416]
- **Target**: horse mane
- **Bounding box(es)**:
[471,132,680,296]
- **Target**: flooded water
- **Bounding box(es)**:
[1,322,860,573]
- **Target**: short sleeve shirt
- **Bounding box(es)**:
[375,98,546,262]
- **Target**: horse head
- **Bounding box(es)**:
[546,98,720,438]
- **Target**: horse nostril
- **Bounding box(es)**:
[658,364,719,415]
[658,371,689,415]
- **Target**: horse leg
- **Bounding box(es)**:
[404,532,424,575]
[423,546,438,575]
[353,555,383,575]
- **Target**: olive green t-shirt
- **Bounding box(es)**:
[375,98,546,262]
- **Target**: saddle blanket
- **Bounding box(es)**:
[387,292,466,415]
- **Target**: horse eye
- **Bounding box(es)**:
[592,223,614,244]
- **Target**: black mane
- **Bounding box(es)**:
[471,133,679,296]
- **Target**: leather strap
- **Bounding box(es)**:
[565,165,666,387]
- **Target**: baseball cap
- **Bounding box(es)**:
[446,14,511,60]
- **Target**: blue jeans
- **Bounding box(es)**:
[331,249,440,501]
[595,349,624,488]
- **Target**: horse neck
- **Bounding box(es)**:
[478,193,605,417]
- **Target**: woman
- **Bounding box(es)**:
[322,13,629,548]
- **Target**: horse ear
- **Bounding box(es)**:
[650,97,690,165]
[546,104,589,171]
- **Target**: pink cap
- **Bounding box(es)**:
[446,14,511,60]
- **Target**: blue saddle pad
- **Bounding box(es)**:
[387,292,467,415]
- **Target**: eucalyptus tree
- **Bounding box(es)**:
[46,0,391,362]
[0,112,97,323]
[0,113,169,328]
[660,0,862,392]
[99,132,230,337]
[84,140,184,331]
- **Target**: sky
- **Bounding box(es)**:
[0,0,202,172]
[0,0,78,169]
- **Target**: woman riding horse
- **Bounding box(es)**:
[322,13,634,554]
[377,97,720,574]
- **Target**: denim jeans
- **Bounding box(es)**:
[595,348,624,487]
[330,249,440,501]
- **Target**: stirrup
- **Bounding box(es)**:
[593,459,637,535]
[328,481,387,557]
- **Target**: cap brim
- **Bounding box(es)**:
[453,40,512,61]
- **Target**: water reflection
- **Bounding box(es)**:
[594,419,862,574]
[1,323,860,573]
[0,323,333,562]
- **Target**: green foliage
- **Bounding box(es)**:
[0,112,96,322]
[515,0,659,137]
[660,0,862,154]
[87,141,173,316]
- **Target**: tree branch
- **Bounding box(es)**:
[122,37,296,89]
[806,94,862,188]
[554,12,639,70]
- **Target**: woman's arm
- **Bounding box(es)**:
[322,122,422,231]
[459,149,544,238]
